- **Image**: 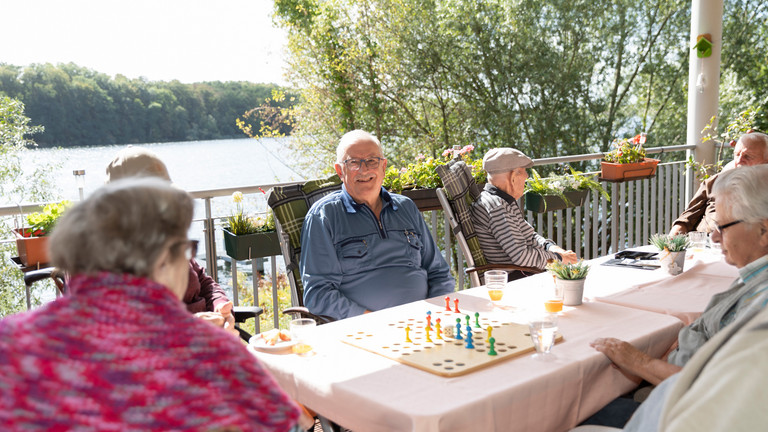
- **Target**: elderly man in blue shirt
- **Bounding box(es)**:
[300,130,456,320]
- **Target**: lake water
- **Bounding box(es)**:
[19,137,308,201]
[14,138,312,298]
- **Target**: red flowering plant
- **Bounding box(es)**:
[603,133,648,164]
[383,145,485,192]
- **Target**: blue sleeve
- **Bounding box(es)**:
[410,203,455,297]
[299,208,368,320]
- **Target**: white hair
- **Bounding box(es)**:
[336,130,383,163]
[712,164,768,223]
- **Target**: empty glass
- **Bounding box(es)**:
[688,231,707,252]
[528,313,558,359]
[290,318,316,356]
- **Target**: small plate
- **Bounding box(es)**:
[249,336,297,352]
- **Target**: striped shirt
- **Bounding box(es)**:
[471,184,559,269]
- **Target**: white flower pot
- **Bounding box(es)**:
[555,278,586,306]
[659,250,686,275]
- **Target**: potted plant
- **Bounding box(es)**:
[546,260,590,306]
[14,200,72,266]
[524,168,609,213]
[650,233,690,275]
[383,145,486,211]
[222,191,281,260]
[601,134,660,181]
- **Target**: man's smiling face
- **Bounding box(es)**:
[334,138,387,208]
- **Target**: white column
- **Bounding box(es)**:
[686,0,724,178]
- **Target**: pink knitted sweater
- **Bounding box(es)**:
[0,272,299,431]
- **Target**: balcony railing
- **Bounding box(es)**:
[1,144,702,329]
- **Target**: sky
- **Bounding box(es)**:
[1,0,289,85]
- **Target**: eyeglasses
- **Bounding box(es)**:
[172,239,198,260]
[341,157,385,171]
[715,220,742,234]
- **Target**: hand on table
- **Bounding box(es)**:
[551,246,579,265]
[590,337,680,385]
[669,224,687,236]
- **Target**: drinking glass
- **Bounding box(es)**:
[485,270,508,303]
[290,318,316,356]
[688,231,707,253]
[528,313,558,359]
[544,274,563,313]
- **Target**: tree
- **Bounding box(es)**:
[0,97,59,316]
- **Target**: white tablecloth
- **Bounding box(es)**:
[251,289,683,432]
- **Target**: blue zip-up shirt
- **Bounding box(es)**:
[300,185,455,320]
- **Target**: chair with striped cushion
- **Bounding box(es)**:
[436,159,542,287]
[267,174,343,324]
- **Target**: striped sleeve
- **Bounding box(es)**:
[471,191,558,269]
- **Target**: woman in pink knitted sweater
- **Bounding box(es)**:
[0,178,300,431]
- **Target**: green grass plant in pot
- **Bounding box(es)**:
[524,167,609,213]
[546,260,590,306]
[650,233,690,275]
[222,191,280,260]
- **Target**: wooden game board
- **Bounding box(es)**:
[341,309,563,377]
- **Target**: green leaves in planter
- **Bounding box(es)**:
[525,167,609,204]
[26,200,72,236]
[546,260,590,280]
[650,233,690,252]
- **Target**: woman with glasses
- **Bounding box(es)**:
[583,165,768,428]
[0,178,300,430]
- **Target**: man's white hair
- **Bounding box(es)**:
[336,130,383,163]
[740,132,768,159]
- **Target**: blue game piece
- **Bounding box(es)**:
[455,319,463,340]
[465,325,475,349]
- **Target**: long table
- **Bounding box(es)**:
[251,289,684,431]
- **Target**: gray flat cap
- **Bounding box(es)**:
[482,148,534,174]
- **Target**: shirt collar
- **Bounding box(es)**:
[484,183,519,207]
[340,184,397,213]
[739,254,768,282]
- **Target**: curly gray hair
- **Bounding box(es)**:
[49,177,193,277]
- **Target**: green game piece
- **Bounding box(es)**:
[488,337,497,356]
[474,312,481,328]
[465,314,470,327]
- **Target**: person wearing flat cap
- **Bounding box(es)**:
[471,148,578,278]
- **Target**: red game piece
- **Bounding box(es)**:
[444,296,451,311]
[453,298,461,313]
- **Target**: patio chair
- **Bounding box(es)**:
[266,174,343,325]
[21,267,261,342]
[435,159,543,287]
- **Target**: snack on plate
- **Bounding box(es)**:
[259,329,292,345]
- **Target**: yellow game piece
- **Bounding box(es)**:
[435,322,443,340]
[486,325,493,343]
[425,326,432,343]
[405,326,412,343]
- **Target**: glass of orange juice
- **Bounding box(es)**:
[290,318,316,356]
[485,270,507,303]
[544,274,563,313]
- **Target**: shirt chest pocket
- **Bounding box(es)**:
[336,238,371,274]
[403,230,423,266]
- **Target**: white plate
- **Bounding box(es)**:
[249,335,297,352]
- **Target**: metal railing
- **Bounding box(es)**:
[2,144,699,325]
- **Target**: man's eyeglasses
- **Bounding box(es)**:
[172,239,198,260]
[715,220,742,234]
[341,157,385,171]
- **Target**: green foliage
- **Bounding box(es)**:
[688,107,761,181]
[225,192,276,235]
[547,260,590,280]
[650,233,690,252]
[0,96,60,317]
[0,62,298,147]
[25,200,72,236]
[603,134,648,164]
[382,145,485,192]
[525,168,609,203]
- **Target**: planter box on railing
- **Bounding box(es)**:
[222,229,281,261]
[600,158,660,181]
[13,228,50,267]
[399,188,442,211]
[525,190,589,213]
